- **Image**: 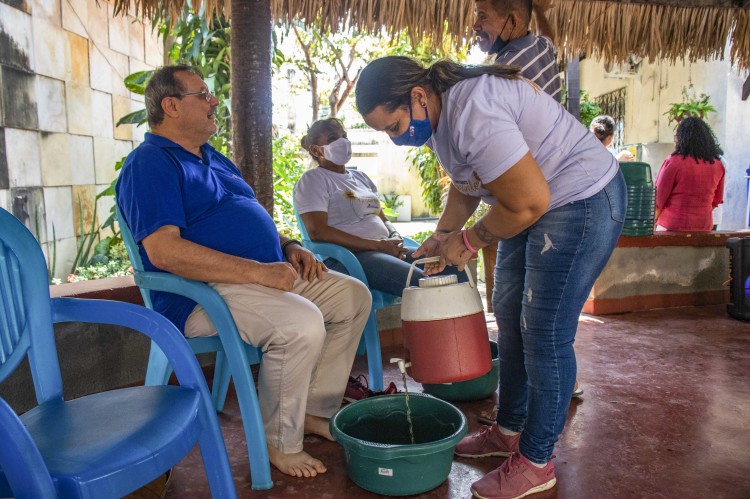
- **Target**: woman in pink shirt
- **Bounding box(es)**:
[655,117,725,232]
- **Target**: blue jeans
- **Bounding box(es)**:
[492,171,626,464]
[325,250,468,297]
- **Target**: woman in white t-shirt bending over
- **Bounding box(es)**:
[294,118,463,296]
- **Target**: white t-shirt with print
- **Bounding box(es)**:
[427,74,618,210]
[294,168,390,240]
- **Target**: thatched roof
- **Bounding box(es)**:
[114,0,750,71]
[547,1,750,71]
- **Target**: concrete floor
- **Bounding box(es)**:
[164,304,750,498]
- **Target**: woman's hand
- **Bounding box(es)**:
[375,238,408,259]
[616,150,635,162]
[413,231,473,274]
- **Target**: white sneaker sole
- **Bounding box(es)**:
[455,449,513,458]
[471,477,557,499]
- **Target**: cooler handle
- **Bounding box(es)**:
[406,256,475,289]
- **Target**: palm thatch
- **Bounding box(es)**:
[113,0,750,70]
[548,1,750,71]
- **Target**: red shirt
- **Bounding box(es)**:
[655,155,725,232]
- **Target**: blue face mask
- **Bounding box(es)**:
[391,102,432,147]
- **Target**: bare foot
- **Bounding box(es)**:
[304,413,334,441]
[267,446,327,478]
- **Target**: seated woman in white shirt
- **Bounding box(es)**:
[294,118,464,296]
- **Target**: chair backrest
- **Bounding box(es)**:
[293,200,312,242]
[115,203,146,273]
[0,208,63,404]
[0,396,57,498]
[115,203,153,308]
[294,199,419,251]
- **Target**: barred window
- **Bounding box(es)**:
[595,88,627,150]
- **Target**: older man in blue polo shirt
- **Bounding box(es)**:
[116,65,371,479]
[473,0,562,102]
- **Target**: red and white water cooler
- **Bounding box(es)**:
[401,257,492,384]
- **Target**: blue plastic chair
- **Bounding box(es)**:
[115,204,273,490]
[0,207,236,499]
[0,396,57,499]
[294,205,419,392]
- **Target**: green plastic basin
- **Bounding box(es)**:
[330,393,467,496]
[422,340,499,402]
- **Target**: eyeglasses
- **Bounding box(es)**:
[178,89,214,102]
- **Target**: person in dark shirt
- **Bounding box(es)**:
[473,0,562,101]
[116,65,371,479]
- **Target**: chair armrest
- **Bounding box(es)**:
[51,298,208,393]
[402,237,419,250]
[0,396,56,499]
[301,241,370,285]
[133,272,254,364]
[135,271,226,311]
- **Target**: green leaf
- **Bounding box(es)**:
[123,70,153,94]
[116,109,148,127]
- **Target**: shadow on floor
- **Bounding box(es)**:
[165,305,750,498]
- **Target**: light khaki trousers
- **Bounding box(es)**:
[184,271,371,453]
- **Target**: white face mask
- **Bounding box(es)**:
[322,137,352,166]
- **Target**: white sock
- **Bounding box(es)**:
[496,425,519,436]
[527,459,547,468]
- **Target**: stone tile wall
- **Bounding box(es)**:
[0,0,162,279]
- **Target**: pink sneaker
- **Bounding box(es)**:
[455,423,520,458]
[471,452,556,499]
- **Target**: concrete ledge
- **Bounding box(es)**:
[483,232,741,316]
[586,232,738,315]
[584,289,729,315]
[617,231,748,248]
[50,275,143,304]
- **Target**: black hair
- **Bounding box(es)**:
[590,115,615,143]
[672,117,723,163]
[355,56,521,116]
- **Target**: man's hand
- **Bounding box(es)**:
[254,262,298,291]
[285,244,327,282]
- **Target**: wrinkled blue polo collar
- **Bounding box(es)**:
[144,132,217,163]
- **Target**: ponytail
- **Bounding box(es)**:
[426,59,521,94]
[356,56,521,116]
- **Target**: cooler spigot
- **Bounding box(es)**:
[389,357,412,374]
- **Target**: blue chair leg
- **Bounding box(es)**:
[223,346,273,490]
[145,341,173,386]
[363,310,384,392]
[212,351,231,413]
[196,404,238,499]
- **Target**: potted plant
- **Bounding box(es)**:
[380,193,404,222]
[664,85,717,126]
